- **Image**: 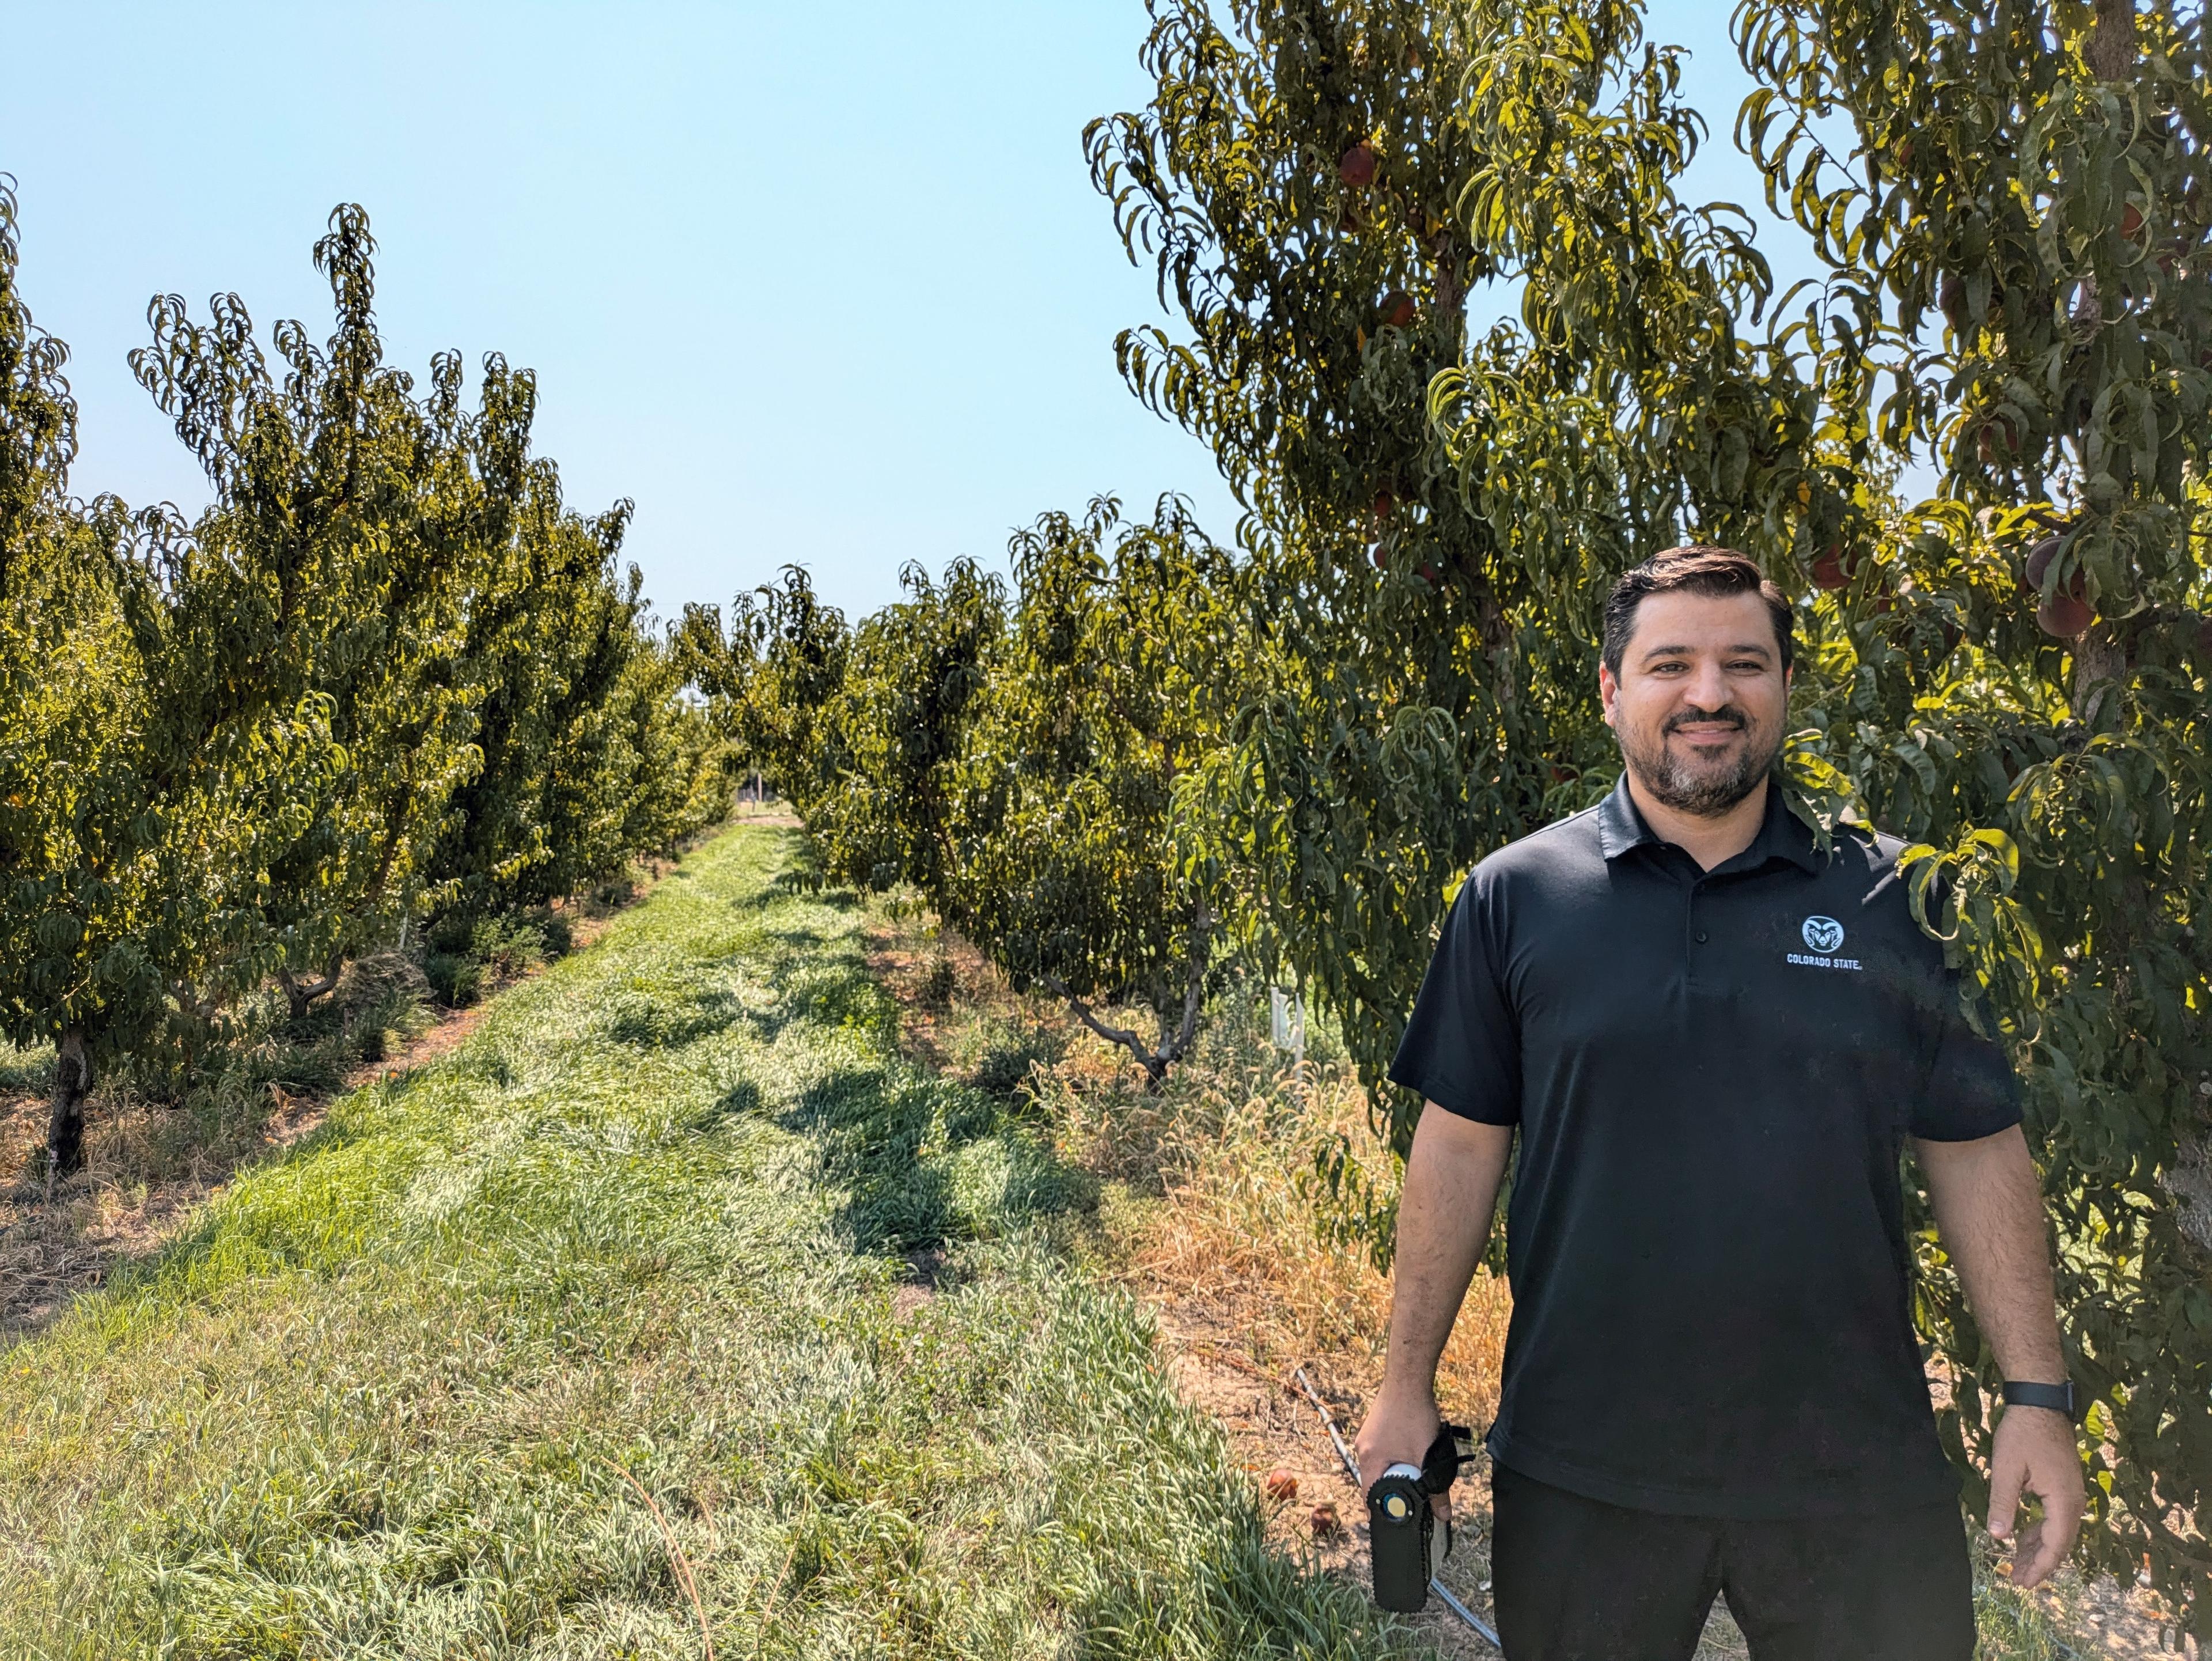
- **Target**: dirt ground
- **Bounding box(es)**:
[1154,1303,1505,1659]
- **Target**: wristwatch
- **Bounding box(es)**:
[2001,1379,2078,1418]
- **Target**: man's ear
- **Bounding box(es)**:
[1599,661,1620,729]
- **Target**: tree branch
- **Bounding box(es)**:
[1041,973,1162,1078]
[1044,906,1213,1091]
[279,958,346,1020]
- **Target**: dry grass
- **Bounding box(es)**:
[863,907,1510,1420]
[0,1074,348,1342]
[1092,1064,1510,1427]
[868,911,1505,1425]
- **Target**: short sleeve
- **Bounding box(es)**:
[1911,981,2024,1142]
[1387,871,1522,1124]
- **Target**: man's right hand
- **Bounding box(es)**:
[1355,1106,1513,1528]
[1353,1389,1448,1520]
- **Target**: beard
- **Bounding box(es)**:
[1617,703,1782,818]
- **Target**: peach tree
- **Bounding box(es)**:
[677,565,853,826]
[684,557,1005,901]
[819,557,1007,898]
[1095,0,2209,1618]
[954,497,1240,1086]
[130,207,527,1023]
[431,488,730,922]
[0,179,335,1178]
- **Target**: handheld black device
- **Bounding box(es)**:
[1366,1422,1473,1613]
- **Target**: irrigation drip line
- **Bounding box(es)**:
[1430,1579,1500,1643]
[1291,1365,1503,1651]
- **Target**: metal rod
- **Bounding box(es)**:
[1292,1365,1361,1484]
[1430,1578,1503,1647]
[1290,1365,1501,1652]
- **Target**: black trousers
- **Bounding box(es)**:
[1490,1463,1976,1661]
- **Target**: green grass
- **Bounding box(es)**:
[0,826,1417,1660]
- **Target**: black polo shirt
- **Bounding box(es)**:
[1389,775,2021,1519]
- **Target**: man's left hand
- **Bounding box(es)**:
[1986,1405,2085,1588]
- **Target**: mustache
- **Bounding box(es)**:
[1662,704,1749,733]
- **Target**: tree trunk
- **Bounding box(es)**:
[1043,906,1213,1092]
[2071,620,2128,728]
[2088,0,2136,82]
[279,957,346,1024]
[45,1028,91,1192]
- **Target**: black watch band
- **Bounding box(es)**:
[2001,1379,2077,1418]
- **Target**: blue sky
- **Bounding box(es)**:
[2,2,1816,626]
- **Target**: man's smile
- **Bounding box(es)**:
[1662,714,1748,752]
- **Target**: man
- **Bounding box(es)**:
[1354,547,2084,1659]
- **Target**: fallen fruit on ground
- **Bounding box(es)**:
[1265,1469,1300,1501]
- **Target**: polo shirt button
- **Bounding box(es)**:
[1695,930,1709,944]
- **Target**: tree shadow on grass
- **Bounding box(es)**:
[752,956,899,1036]
[681,1079,763,1134]
[780,1068,951,1252]
[779,1067,1092,1255]
[764,842,859,911]
[606,986,745,1050]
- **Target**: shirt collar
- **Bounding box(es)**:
[1596,773,1823,876]
[1595,773,1660,862]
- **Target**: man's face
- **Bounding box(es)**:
[1599,589,1791,818]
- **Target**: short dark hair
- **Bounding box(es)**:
[1601,544,1794,676]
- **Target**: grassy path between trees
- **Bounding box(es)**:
[0,824,1410,1660]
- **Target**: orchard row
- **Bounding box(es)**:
[0,192,729,1183]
